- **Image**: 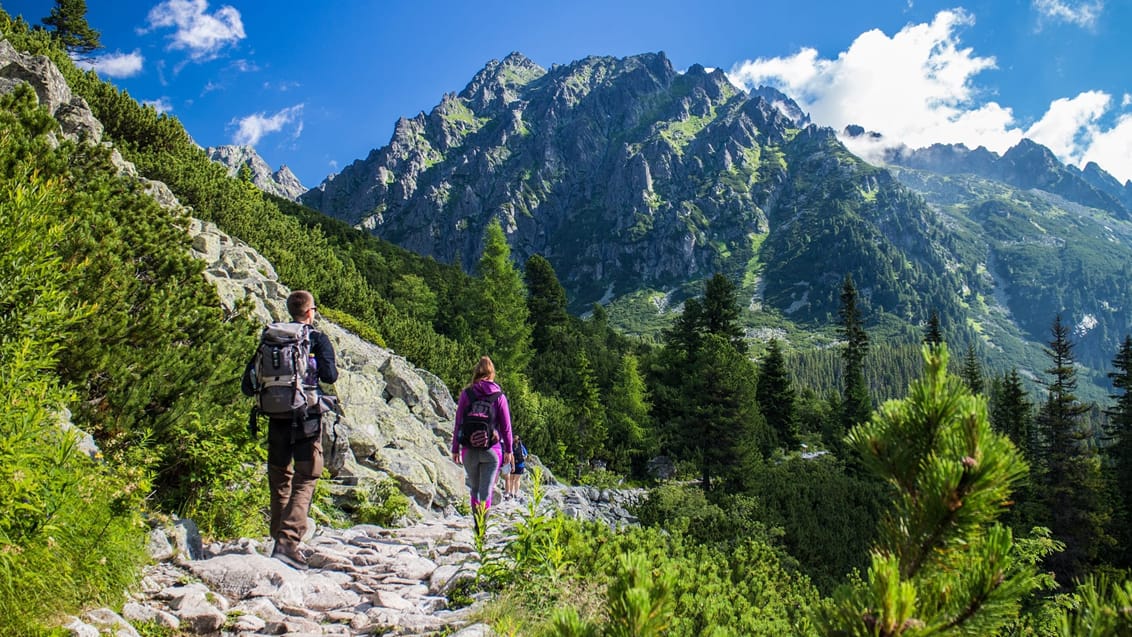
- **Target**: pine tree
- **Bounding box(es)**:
[473,219,533,376]
[838,274,871,437]
[818,345,1042,635]
[701,273,747,353]
[1104,334,1132,567]
[42,0,100,56]
[961,342,984,395]
[757,338,797,450]
[923,309,943,345]
[605,353,654,475]
[689,335,766,491]
[524,254,568,352]
[1035,315,1111,584]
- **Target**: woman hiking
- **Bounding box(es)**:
[451,356,513,529]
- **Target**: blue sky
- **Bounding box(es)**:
[5,0,1130,187]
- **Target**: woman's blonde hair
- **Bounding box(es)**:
[468,356,496,386]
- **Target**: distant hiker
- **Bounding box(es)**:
[506,434,527,500]
[242,290,338,570]
[451,356,513,526]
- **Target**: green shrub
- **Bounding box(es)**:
[319,307,386,348]
[0,121,146,634]
[352,478,412,526]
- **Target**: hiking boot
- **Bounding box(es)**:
[271,546,308,570]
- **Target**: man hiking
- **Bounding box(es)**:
[242,290,338,569]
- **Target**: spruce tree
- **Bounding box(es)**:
[838,274,871,436]
[991,369,1034,457]
[473,219,533,376]
[923,309,943,345]
[605,353,653,475]
[961,342,984,395]
[757,338,797,450]
[1036,315,1111,584]
[567,348,606,473]
[665,296,704,356]
[42,0,100,56]
[701,272,747,353]
[818,345,1042,635]
[524,254,569,352]
[1104,334,1132,567]
[689,335,766,491]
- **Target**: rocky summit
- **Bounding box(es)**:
[301,52,817,309]
[209,144,307,202]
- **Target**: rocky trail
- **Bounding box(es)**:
[64,485,641,636]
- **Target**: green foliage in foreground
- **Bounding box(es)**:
[478,484,821,635]
[819,344,1043,635]
[0,89,147,634]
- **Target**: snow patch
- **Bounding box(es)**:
[1074,313,1098,338]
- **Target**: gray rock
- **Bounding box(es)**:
[81,608,139,637]
[170,518,203,561]
[146,528,174,561]
[176,601,227,634]
[63,617,99,637]
[122,602,179,630]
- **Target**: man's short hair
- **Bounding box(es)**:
[286,290,315,319]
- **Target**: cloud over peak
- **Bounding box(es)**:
[727,9,1132,183]
[230,104,304,147]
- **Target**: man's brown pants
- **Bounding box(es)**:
[267,419,324,552]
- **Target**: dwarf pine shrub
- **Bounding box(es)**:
[0,124,146,634]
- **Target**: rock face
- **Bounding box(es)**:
[207,144,307,201]
[302,52,803,308]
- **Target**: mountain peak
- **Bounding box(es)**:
[749,85,809,125]
[207,145,306,201]
[459,52,547,111]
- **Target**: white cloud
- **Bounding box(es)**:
[229,59,259,73]
[1122,93,1131,108]
[729,10,1021,154]
[1024,91,1110,159]
[144,0,245,62]
[1081,113,1132,184]
[1033,0,1104,28]
[74,50,144,78]
[230,104,304,147]
[727,9,1132,183]
[142,97,173,114]
[263,80,301,92]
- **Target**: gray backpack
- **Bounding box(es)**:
[251,322,316,418]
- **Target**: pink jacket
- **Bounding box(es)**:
[451,380,513,455]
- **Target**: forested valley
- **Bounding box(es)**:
[3,7,1132,635]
